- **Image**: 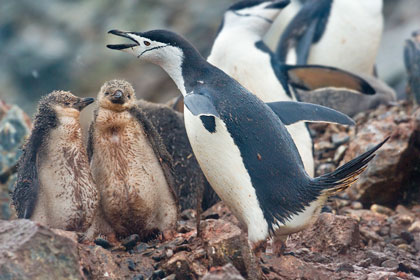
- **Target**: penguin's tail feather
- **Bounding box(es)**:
[311,137,389,196]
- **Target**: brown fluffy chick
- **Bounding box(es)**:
[88,80,178,239]
[12,91,98,232]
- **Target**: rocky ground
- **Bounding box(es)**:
[1,101,420,280]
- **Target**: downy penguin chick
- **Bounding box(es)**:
[107,29,387,254]
[12,91,98,232]
[88,80,178,239]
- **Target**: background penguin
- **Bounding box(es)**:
[276,0,384,76]
[106,29,387,253]
[263,0,303,50]
[207,0,376,176]
[136,99,220,212]
[88,80,178,239]
[12,91,98,232]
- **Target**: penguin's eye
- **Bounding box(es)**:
[144,41,151,46]
[104,92,109,96]
[127,95,131,99]
[64,102,70,106]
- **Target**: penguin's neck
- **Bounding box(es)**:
[157,46,210,97]
[209,27,261,65]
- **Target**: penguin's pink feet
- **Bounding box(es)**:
[251,239,268,258]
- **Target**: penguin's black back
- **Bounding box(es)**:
[13,98,58,218]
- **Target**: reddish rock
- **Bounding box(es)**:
[264,255,330,280]
[288,213,360,255]
[162,251,197,280]
[201,219,261,280]
[342,105,420,207]
[202,264,245,280]
[0,219,83,279]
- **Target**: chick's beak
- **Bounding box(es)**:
[110,90,125,104]
[74,97,95,111]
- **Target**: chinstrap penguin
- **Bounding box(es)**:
[12,91,98,232]
[88,80,178,239]
[208,0,375,176]
[106,29,387,253]
[276,0,384,76]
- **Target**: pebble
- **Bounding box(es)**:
[396,215,414,225]
[334,145,348,163]
[351,201,363,210]
[122,234,140,251]
[151,269,165,280]
[336,263,354,272]
[331,133,350,146]
[381,259,399,270]
[132,275,144,280]
[408,221,420,233]
[400,231,414,243]
[127,259,136,271]
[370,204,393,216]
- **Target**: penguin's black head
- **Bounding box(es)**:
[221,0,290,36]
[107,29,201,65]
[98,79,136,112]
[39,91,94,119]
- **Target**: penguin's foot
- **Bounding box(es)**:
[121,234,140,251]
[251,239,268,258]
[266,236,288,257]
[161,229,177,241]
[94,237,113,249]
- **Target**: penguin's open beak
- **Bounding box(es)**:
[266,0,290,9]
[107,30,139,50]
[74,97,95,111]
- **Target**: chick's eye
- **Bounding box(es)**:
[144,41,151,46]
[64,102,70,106]
[127,95,131,99]
[105,92,109,96]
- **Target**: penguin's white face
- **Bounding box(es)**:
[223,1,289,36]
[108,30,187,96]
[107,31,183,65]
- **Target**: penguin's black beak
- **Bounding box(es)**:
[110,90,125,104]
[107,29,139,50]
[266,0,290,9]
[74,97,95,111]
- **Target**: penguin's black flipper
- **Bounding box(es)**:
[184,93,220,117]
[285,65,376,95]
[295,18,318,65]
[276,0,333,63]
[13,105,58,219]
[266,101,355,126]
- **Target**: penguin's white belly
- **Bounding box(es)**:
[91,115,177,234]
[184,108,268,243]
[209,48,314,176]
[35,142,97,231]
[307,3,383,75]
[274,198,324,236]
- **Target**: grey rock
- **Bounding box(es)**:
[0,219,83,279]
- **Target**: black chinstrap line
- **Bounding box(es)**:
[232,11,273,24]
[138,44,169,58]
